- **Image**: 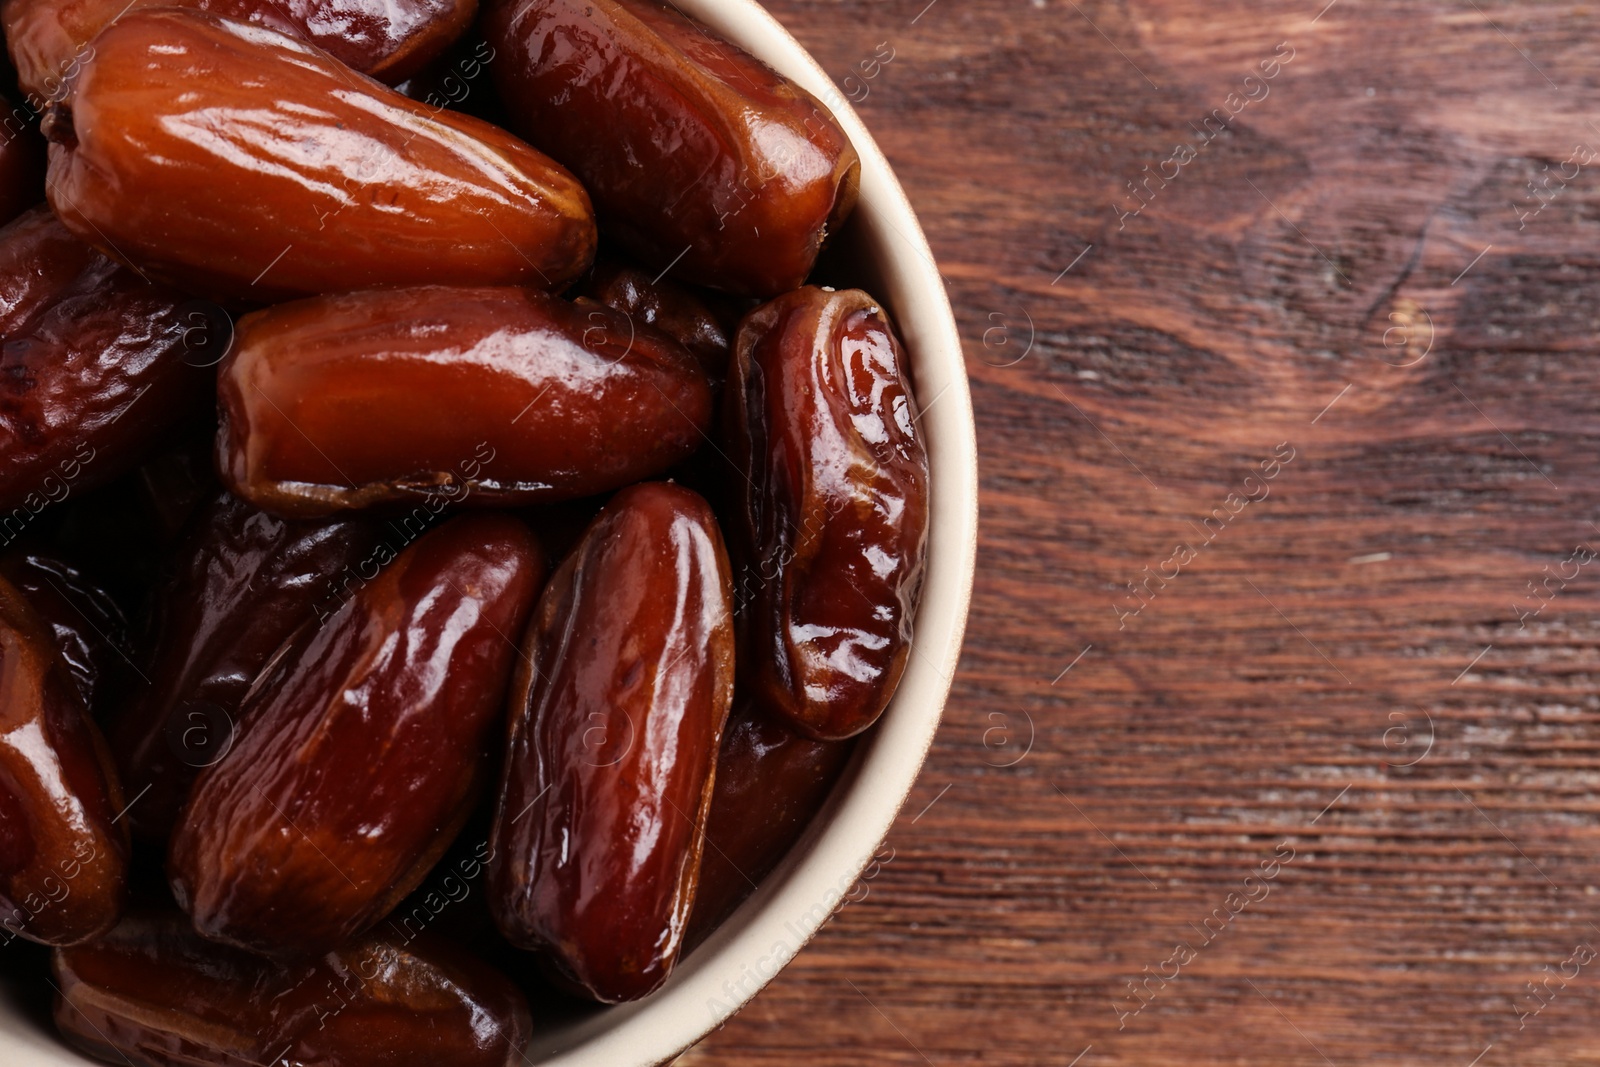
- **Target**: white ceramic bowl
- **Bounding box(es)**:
[0,1,977,1063]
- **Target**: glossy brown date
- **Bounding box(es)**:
[724,286,930,741]
[109,492,386,842]
[217,285,714,518]
[3,0,475,103]
[0,205,214,515]
[53,911,533,1067]
[579,259,735,381]
[489,481,734,1002]
[44,9,596,302]
[686,699,854,944]
[0,574,127,946]
[169,513,543,959]
[0,94,44,226]
[0,551,132,720]
[485,0,859,297]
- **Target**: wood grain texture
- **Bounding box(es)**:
[679,1,1600,1064]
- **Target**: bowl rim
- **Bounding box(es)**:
[518,0,979,1062]
[0,1,978,1064]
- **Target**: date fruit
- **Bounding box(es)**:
[489,481,734,1002]
[0,551,132,719]
[580,259,734,381]
[0,574,128,946]
[0,205,213,514]
[217,285,714,517]
[486,0,859,297]
[686,699,854,943]
[53,911,533,1067]
[110,492,385,842]
[169,513,544,959]
[44,9,596,302]
[4,0,476,102]
[724,286,929,741]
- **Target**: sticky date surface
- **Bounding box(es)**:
[218,285,713,517]
[4,0,476,100]
[45,9,595,302]
[169,513,544,959]
[489,481,734,1002]
[110,492,386,842]
[724,286,930,740]
[0,574,127,946]
[486,0,858,297]
[0,206,212,513]
[53,911,533,1067]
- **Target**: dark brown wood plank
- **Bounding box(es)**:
[680,0,1600,1063]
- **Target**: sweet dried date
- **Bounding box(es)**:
[0,551,132,719]
[217,285,714,517]
[579,258,735,381]
[724,286,929,740]
[110,492,385,842]
[0,574,127,946]
[168,513,543,959]
[686,699,854,944]
[4,0,475,101]
[486,0,859,297]
[44,9,596,302]
[53,911,532,1067]
[489,481,734,1002]
[0,205,213,515]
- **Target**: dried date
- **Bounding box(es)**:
[0,573,127,946]
[0,551,132,720]
[0,205,213,515]
[4,0,476,101]
[168,513,544,959]
[686,699,854,944]
[579,258,735,381]
[489,481,733,1002]
[485,0,859,297]
[44,9,595,302]
[109,492,386,842]
[217,285,713,517]
[723,286,929,740]
[53,911,533,1067]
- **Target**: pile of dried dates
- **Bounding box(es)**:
[0,0,931,1061]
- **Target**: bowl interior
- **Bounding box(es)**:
[0,1,978,1064]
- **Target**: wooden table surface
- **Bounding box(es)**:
[679,1,1600,1063]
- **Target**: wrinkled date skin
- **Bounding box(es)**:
[0,206,213,514]
[485,0,859,297]
[0,575,128,946]
[169,513,544,959]
[0,551,132,720]
[218,285,714,518]
[45,9,596,302]
[580,258,734,381]
[686,700,854,944]
[0,96,44,226]
[725,286,930,741]
[53,911,533,1067]
[110,492,386,843]
[489,482,734,1003]
[3,0,475,103]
